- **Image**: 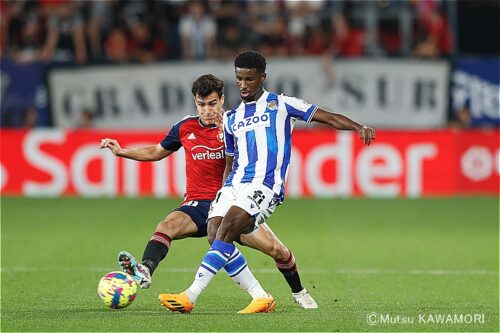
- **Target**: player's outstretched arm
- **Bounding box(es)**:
[100,138,173,161]
[312,108,376,146]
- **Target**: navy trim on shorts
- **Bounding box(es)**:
[173,200,212,238]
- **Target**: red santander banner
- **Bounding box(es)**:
[0,129,498,197]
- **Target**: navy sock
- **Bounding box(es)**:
[276,251,303,293]
[142,232,171,275]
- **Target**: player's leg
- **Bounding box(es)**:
[159,186,275,313]
[119,204,201,289]
[207,217,273,309]
[141,210,199,273]
[240,223,318,309]
[206,215,221,245]
[215,206,255,241]
[159,222,275,313]
[213,184,277,313]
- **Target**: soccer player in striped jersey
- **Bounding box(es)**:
[100,74,316,313]
[159,51,375,314]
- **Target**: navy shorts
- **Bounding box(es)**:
[173,200,212,238]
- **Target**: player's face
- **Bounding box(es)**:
[235,67,266,102]
[194,91,224,126]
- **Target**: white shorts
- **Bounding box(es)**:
[208,183,278,225]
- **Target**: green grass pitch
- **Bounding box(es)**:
[1,197,498,332]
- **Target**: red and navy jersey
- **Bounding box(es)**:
[160,115,225,202]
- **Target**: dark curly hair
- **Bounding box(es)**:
[234,50,266,73]
[191,74,224,97]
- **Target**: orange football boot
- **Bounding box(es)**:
[237,295,276,314]
[158,292,194,313]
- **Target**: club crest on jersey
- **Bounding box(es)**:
[267,100,278,111]
[232,113,270,134]
[217,131,224,142]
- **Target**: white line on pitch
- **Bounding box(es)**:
[0,267,497,276]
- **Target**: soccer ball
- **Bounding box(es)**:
[97,271,138,309]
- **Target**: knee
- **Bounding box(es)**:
[155,218,181,238]
[225,212,252,231]
[207,218,219,245]
[218,209,254,243]
[219,220,242,242]
[270,242,289,262]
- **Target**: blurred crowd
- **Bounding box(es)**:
[1,0,454,65]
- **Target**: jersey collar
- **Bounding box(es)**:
[198,116,218,128]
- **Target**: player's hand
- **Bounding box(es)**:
[358,125,375,146]
[214,110,224,131]
[100,138,123,156]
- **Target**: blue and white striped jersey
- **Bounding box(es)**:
[223,89,318,201]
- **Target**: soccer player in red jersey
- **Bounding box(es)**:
[100,74,317,312]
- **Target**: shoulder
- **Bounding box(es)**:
[278,93,313,108]
[168,115,199,136]
[264,91,299,106]
[180,114,199,122]
[175,115,198,128]
[225,108,237,119]
[225,104,242,120]
[278,93,301,102]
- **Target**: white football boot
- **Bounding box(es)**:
[118,250,152,289]
[292,288,318,309]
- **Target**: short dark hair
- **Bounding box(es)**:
[234,50,266,73]
[191,74,224,97]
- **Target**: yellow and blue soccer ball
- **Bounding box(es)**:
[97,271,138,309]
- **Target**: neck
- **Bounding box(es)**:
[198,118,216,128]
[245,88,264,103]
[254,88,264,101]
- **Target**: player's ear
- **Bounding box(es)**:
[220,94,225,106]
[261,72,267,83]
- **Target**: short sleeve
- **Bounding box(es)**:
[281,94,318,123]
[160,121,183,151]
[223,112,235,156]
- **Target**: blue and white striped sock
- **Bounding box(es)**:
[224,248,268,299]
[186,240,235,303]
